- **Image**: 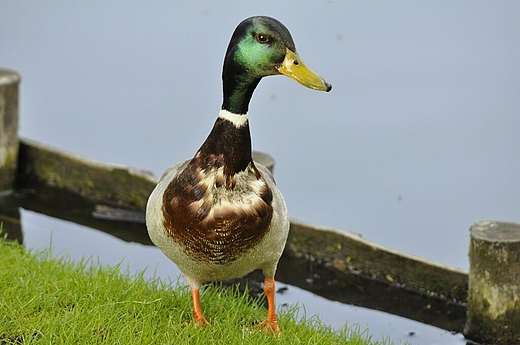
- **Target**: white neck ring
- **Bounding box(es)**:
[218,109,248,128]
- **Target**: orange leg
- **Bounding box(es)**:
[254,277,280,336]
[191,288,210,326]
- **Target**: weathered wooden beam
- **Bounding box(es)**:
[464,221,520,344]
[0,69,21,192]
[286,220,468,303]
[279,221,468,331]
[18,138,157,209]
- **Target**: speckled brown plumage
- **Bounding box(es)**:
[161,117,274,264]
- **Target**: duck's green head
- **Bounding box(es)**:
[222,16,331,114]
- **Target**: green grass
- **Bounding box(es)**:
[0,237,395,345]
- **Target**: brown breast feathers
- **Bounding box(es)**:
[161,153,274,265]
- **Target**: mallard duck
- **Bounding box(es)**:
[146,16,331,335]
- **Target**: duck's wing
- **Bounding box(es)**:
[157,159,191,181]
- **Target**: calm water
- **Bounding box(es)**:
[2,2,519,344]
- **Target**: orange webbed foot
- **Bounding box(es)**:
[254,277,281,336]
[254,316,280,336]
[194,313,211,327]
[191,288,211,327]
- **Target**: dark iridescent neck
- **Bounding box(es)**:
[221,51,261,114]
[197,110,252,175]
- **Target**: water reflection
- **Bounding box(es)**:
[0,193,22,243]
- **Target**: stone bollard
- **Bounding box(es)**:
[0,68,21,192]
[464,221,520,344]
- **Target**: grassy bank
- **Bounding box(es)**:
[0,237,395,344]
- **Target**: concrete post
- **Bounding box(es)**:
[0,68,21,192]
[464,221,520,344]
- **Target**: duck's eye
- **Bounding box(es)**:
[255,33,269,44]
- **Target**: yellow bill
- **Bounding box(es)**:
[277,48,332,92]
